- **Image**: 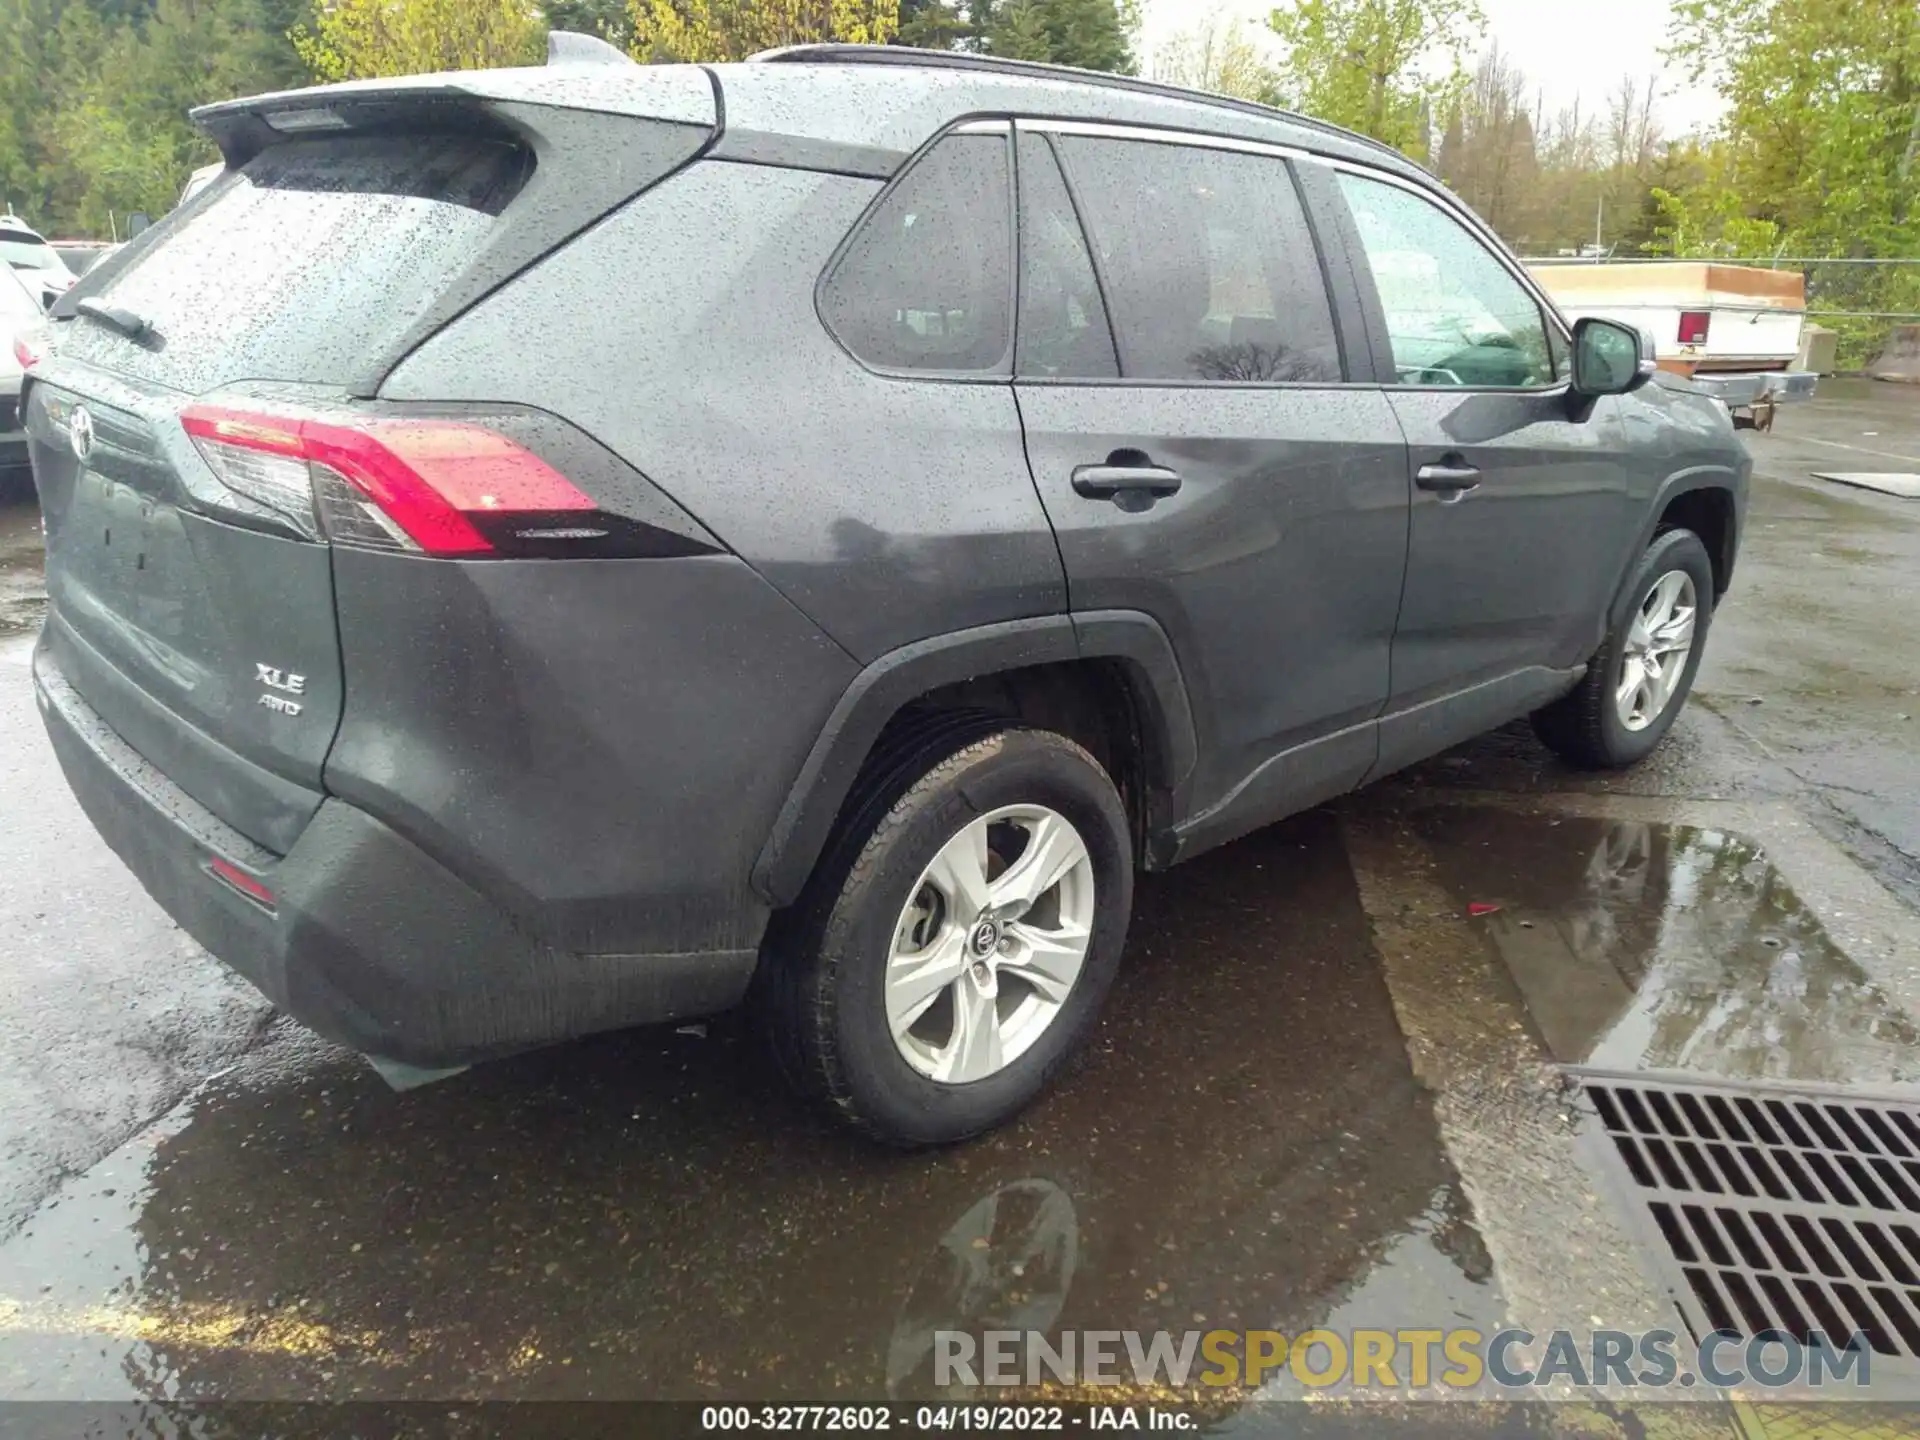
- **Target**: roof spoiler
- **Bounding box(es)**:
[548,30,634,66]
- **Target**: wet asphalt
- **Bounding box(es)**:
[0,384,1917,1419]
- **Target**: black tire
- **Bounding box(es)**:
[759,725,1133,1146]
[1532,527,1715,769]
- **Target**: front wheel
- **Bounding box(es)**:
[1532,527,1715,769]
[761,726,1134,1146]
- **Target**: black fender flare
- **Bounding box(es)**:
[1602,466,1744,636]
[751,611,1197,907]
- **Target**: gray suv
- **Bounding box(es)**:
[24,42,1748,1144]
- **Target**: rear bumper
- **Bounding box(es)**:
[34,641,757,1067]
[1689,370,1818,408]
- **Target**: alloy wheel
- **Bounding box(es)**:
[885,805,1096,1084]
[1616,569,1698,731]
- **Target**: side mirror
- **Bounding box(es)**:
[1572,316,1657,396]
[126,212,152,237]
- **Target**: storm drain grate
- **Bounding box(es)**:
[1581,1074,1920,1359]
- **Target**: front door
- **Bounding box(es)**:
[1331,169,1641,767]
[1009,122,1410,854]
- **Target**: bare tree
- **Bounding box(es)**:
[1436,43,1537,233]
[1605,73,1662,176]
[1151,7,1273,102]
[1595,73,1664,247]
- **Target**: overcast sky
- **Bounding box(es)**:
[1140,0,1728,137]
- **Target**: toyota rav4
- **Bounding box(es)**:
[22,40,1748,1144]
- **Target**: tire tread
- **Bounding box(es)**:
[760,725,1120,1145]
[1531,527,1714,770]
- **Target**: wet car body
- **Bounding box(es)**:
[22,44,1749,1129]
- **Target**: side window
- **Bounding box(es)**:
[1015,132,1118,379]
[1336,171,1558,389]
[1051,136,1342,384]
[820,132,1013,375]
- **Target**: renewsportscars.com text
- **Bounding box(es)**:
[934,1328,1872,1391]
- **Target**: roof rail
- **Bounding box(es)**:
[746,43,1416,169]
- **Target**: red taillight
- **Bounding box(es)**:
[208,855,276,910]
[1678,311,1711,346]
[180,404,596,557]
[12,331,47,370]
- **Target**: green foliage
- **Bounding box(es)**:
[1666,0,1920,363]
[293,0,541,82]
[985,0,1051,61]
[1,0,311,235]
[989,0,1132,72]
[1639,182,1780,259]
[893,0,966,48]
[1264,0,1485,161]
[626,0,898,62]
[1670,0,1920,253]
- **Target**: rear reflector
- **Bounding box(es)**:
[181,405,598,557]
[1678,310,1711,346]
[207,855,276,910]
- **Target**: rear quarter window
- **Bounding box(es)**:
[64,132,533,391]
[819,132,1014,377]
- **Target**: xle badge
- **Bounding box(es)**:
[256,662,306,716]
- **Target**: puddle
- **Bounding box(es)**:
[0,811,1502,1401]
[1414,809,1920,1087]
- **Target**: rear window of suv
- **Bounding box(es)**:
[64,132,533,391]
[0,229,62,273]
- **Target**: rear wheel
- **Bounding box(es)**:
[1532,527,1714,769]
[761,726,1132,1146]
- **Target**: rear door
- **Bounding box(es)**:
[1331,167,1640,764]
[1010,123,1410,852]
[29,98,713,853]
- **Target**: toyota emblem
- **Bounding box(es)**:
[68,405,94,463]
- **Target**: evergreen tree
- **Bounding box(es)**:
[888,0,1134,72]
[893,0,967,50]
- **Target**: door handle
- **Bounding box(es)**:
[1415,461,1482,500]
[1071,463,1184,500]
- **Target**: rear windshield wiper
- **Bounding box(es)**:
[76,297,155,342]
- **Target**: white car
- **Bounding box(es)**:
[0,216,75,310]
[1,264,45,470]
